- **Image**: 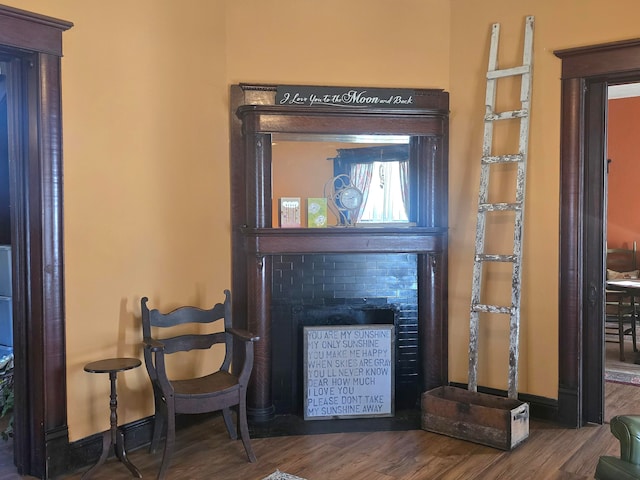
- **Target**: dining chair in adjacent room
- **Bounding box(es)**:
[605,241,638,362]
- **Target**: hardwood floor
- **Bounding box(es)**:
[605,337,640,374]
[0,382,638,479]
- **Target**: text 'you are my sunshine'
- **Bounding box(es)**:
[306,327,392,417]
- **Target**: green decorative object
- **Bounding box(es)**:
[307,198,327,228]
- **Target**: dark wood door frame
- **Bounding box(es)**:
[0,5,72,478]
[555,39,640,427]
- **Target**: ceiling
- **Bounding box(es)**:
[608,83,640,99]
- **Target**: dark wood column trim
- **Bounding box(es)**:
[36,51,68,469]
[0,5,72,477]
[556,76,583,427]
[555,37,640,427]
[246,255,273,421]
[419,251,448,391]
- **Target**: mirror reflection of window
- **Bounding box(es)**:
[332,143,411,226]
[351,160,409,224]
[271,135,413,227]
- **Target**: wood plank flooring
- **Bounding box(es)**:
[605,337,640,375]
[1,381,639,479]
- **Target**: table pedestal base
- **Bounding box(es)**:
[81,429,142,480]
[82,358,143,479]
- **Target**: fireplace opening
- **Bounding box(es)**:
[267,253,421,433]
[272,303,401,416]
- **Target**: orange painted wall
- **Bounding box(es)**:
[272,142,340,228]
[0,0,450,442]
[0,0,229,441]
[447,0,640,397]
[4,0,640,443]
[607,97,640,250]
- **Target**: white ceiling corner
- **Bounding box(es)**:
[608,83,640,99]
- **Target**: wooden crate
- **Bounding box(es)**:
[421,386,529,450]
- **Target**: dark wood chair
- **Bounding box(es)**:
[606,242,638,361]
[141,290,259,480]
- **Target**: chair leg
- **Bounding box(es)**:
[238,397,257,463]
[632,301,638,352]
[222,407,237,440]
[150,412,165,454]
[619,307,626,362]
[150,392,165,454]
[157,404,175,480]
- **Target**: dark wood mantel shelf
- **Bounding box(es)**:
[243,227,447,255]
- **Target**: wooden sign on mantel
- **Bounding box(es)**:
[276,85,415,108]
[303,325,394,420]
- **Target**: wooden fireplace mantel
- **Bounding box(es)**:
[229,83,450,422]
[243,227,447,255]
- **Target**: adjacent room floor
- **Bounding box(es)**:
[605,337,640,383]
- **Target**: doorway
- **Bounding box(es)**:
[0,68,13,466]
[0,6,72,478]
[603,84,640,381]
[555,39,640,428]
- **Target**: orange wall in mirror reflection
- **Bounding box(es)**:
[271,141,337,227]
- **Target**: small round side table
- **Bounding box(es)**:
[82,357,143,480]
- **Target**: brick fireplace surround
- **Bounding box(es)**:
[270,253,420,416]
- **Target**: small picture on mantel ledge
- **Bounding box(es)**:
[279,197,301,228]
[307,198,327,228]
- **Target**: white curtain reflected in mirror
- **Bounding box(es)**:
[351,161,409,224]
[333,143,411,226]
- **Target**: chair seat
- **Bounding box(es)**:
[171,371,239,397]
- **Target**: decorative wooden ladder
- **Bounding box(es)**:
[468,15,535,400]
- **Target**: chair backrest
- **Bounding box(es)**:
[141,289,233,371]
[607,241,638,277]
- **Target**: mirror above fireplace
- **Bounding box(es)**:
[229,84,450,425]
[271,135,412,227]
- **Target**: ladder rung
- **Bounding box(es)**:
[475,254,517,262]
[482,154,524,164]
[485,109,528,121]
[478,202,522,212]
[472,304,513,314]
[487,65,530,80]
